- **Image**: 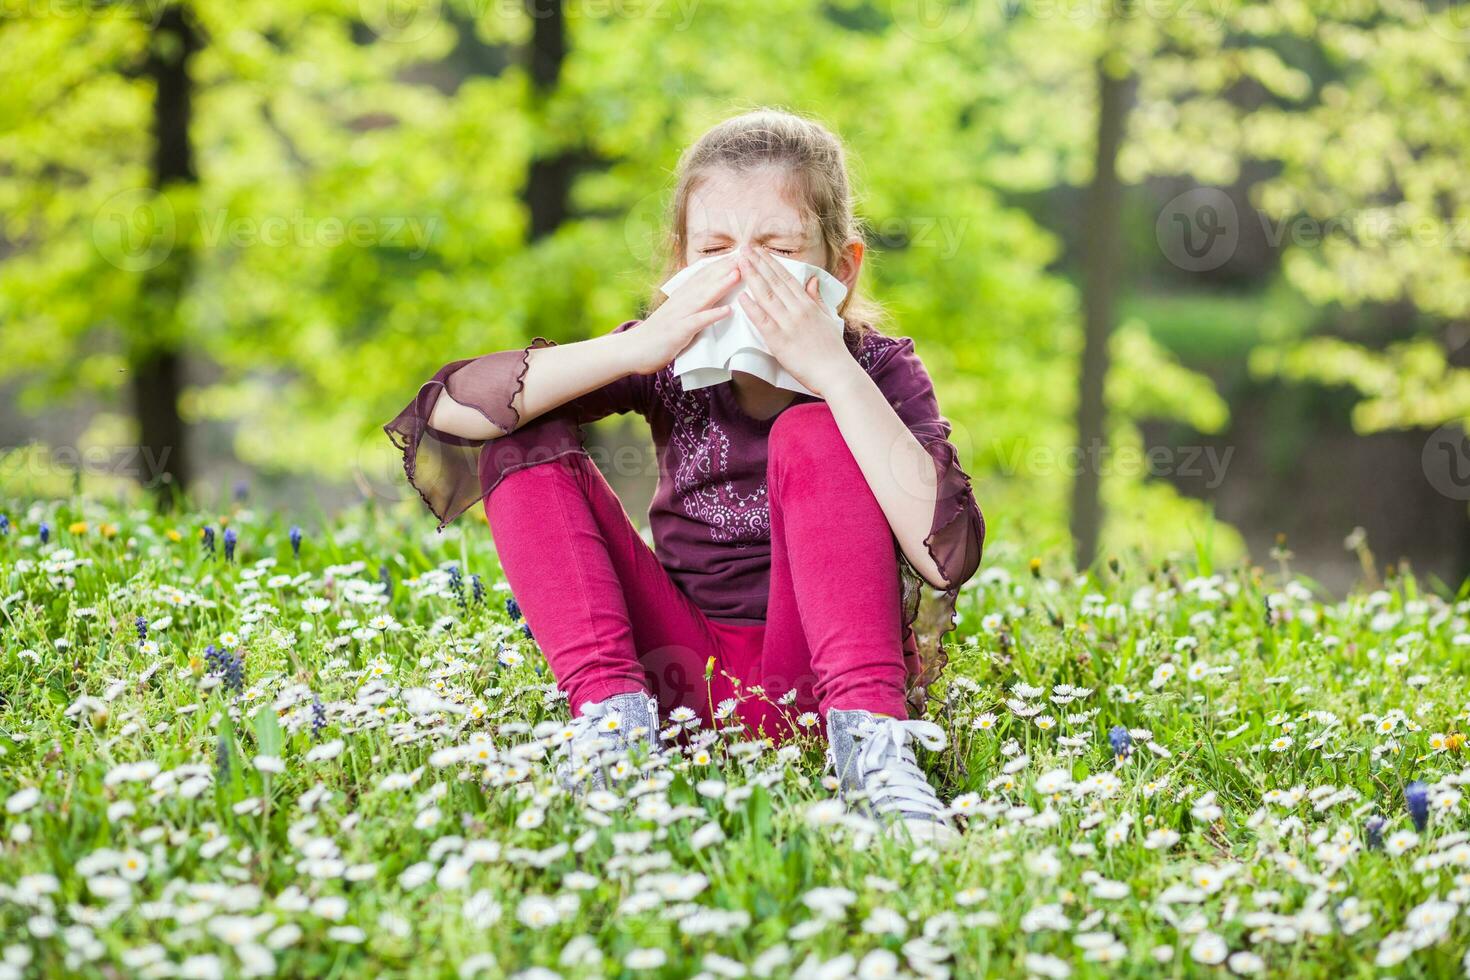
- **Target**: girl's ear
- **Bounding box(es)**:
[834,237,865,293]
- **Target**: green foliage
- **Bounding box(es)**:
[0,0,1242,555]
[1241,5,1470,432]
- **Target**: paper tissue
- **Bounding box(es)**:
[659,252,848,396]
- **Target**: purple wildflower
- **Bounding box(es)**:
[1406,781,1430,831]
[1108,725,1133,759]
[1365,815,1386,849]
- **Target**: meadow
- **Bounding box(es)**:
[1,497,1467,978]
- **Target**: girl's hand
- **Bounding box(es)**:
[621,256,739,376]
[736,248,858,398]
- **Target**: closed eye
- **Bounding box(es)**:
[698,245,800,256]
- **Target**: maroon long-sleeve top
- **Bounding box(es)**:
[385,319,984,713]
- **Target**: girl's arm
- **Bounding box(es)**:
[427,332,644,440]
[427,257,740,440]
[733,248,983,592]
[822,364,964,589]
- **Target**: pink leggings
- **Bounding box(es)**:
[484,403,909,741]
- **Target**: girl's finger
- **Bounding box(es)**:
[805,276,823,303]
[738,251,793,313]
[755,248,808,305]
[680,261,741,311]
[738,292,777,334]
[683,305,731,331]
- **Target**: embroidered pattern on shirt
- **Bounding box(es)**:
[653,372,770,543]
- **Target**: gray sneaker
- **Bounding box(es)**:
[826,708,959,847]
[553,692,660,791]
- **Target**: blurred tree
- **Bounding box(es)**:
[133,3,201,503]
[0,0,1237,565]
[1071,42,1137,570]
[972,0,1392,566]
[1242,4,1470,433]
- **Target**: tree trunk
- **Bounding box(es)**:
[522,0,571,243]
[132,4,200,506]
[1069,57,1136,570]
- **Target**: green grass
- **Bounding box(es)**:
[1,497,1468,978]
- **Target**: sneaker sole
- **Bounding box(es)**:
[888,818,961,849]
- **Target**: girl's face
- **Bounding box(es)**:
[683,165,862,292]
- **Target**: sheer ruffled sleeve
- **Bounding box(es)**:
[383,320,649,531]
[863,334,986,713]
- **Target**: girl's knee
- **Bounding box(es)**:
[768,403,843,468]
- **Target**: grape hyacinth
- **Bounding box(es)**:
[310,695,326,741]
[201,526,215,555]
[223,527,237,562]
[505,596,522,622]
[204,644,245,694]
[135,617,148,642]
[379,565,392,594]
[1406,781,1430,831]
[289,525,302,558]
[39,521,50,545]
[448,564,466,610]
[1365,815,1386,849]
[215,729,231,782]
[222,651,245,694]
[233,479,248,502]
[471,573,484,605]
[1108,725,1132,760]
[0,513,9,535]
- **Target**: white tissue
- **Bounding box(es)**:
[660,252,848,396]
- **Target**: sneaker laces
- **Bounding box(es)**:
[849,716,950,821]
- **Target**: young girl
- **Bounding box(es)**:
[385,109,984,843]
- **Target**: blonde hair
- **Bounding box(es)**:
[649,108,883,340]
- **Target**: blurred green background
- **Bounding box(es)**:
[3,0,1468,591]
